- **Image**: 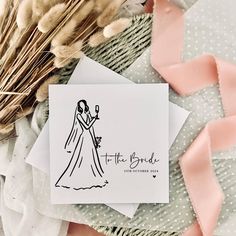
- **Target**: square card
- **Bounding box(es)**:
[49,84,169,204]
[27,56,189,217]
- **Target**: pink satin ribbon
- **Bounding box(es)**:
[148,0,236,235]
[67,223,104,236]
[180,116,236,236]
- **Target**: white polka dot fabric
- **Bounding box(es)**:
[184,0,236,62]
[182,0,236,234]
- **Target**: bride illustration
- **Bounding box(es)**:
[55,100,108,190]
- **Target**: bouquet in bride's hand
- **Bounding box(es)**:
[95,137,102,148]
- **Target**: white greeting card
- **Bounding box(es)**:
[49,84,169,204]
[26,56,189,216]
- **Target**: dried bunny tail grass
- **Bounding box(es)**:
[10,28,22,47]
[103,18,131,38]
[0,123,14,135]
[1,48,17,68]
[94,0,110,12]
[36,75,59,102]
[73,0,95,25]
[0,0,8,17]
[16,106,34,119]
[54,57,73,68]
[51,19,77,47]
[88,31,109,47]
[0,105,19,120]
[73,40,84,49]
[51,40,83,58]
[51,0,94,47]
[97,0,125,27]
[46,0,64,7]
[14,0,20,7]
[38,3,66,33]
[32,0,48,19]
[16,0,33,29]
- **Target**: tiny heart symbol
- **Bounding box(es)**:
[153,175,156,178]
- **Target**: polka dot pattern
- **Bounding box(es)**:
[184,0,236,63]
[182,1,236,232]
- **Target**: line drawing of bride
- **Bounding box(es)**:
[55,100,108,190]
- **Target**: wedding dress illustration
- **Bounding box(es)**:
[55,100,108,190]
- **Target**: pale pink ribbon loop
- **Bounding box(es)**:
[180,116,236,236]
[148,0,236,235]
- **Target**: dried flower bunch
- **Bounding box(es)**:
[0,0,131,135]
